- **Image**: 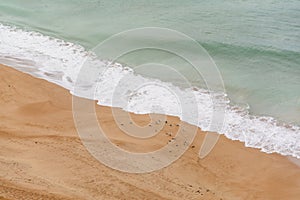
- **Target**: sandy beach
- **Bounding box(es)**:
[0,64,300,200]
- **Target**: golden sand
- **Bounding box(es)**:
[0,65,300,200]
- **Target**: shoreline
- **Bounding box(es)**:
[1,64,300,199]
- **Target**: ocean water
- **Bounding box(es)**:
[0,1,299,158]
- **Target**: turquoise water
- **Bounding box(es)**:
[0,0,300,125]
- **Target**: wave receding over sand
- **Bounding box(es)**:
[0,23,299,159]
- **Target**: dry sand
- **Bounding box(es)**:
[0,64,300,200]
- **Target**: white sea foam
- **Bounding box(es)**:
[0,24,299,158]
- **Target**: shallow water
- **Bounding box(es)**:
[1,0,299,124]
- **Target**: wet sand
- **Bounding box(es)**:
[0,65,300,200]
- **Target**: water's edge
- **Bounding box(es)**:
[1,24,299,159]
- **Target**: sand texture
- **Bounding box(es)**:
[0,65,300,200]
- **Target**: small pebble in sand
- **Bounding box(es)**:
[191,145,195,148]
[165,121,168,124]
[129,122,133,124]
